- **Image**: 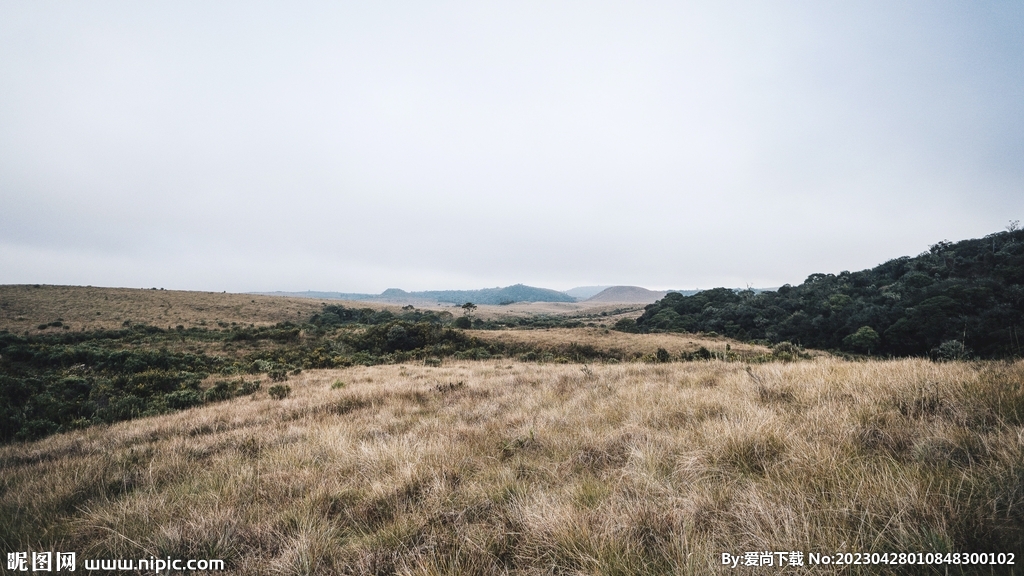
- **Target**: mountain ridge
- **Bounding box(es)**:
[255,284,576,305]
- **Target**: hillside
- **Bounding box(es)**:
[632,228,1024,358]
[562,285,612,299]
[407,284,577,305]
[586,286,669,304]
[0,285,331,333]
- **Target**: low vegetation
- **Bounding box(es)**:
[1,358,1021,574]
[0,305,712,443]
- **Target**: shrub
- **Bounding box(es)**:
[693,346,713,360]
[934,340,972,361]
[238,379,261,395]
[165,389,203,409]
[15,419,58,441]
[771,342,808,361]
[204,380,235,402]
[612,318,638,333]
[268,384,291,400]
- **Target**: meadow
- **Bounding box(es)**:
[0,285,326,333]
[0,285,640,335]
[2,357,1021,574]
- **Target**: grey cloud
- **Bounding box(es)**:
[2,1,1022,292]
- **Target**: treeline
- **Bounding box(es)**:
[627,228,1024,358]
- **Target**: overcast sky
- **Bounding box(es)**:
[2,1,1022,293]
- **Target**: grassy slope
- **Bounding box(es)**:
[2,359,1022,574]
[0,285,333,333]
[0,285,644,334]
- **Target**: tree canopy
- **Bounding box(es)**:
[630,229,1024,358]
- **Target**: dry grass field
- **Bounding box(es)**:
[0,285,640,335]
[464,302,645,324]
[466,328,771,361]
[0,285,334,333]
[2,358,1022,574]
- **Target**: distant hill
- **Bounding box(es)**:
[413,284,576,305]
[257,284,576,305]
[585,286,669,304]
[563,286,612,299]
[257,290,380,301]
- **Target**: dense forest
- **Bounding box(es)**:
[627,228,1024,358]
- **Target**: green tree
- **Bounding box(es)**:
[843,326,880,354]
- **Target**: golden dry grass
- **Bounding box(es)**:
[2,358,1022,574]
[466,328,770,360]
[464,301,646,322]
[0,285,355,333]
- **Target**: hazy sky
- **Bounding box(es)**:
[2,1,1022,293]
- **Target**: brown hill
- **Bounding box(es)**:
[0,285,336,333]
[585,285,668,303]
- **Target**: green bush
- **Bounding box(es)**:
[238,379,261,395]
[204,380,235,402]
[612,318,638,333]
[165,389,203,409]
[934,340,971,361]
[268,384,291,400]
[771,342,808,361]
